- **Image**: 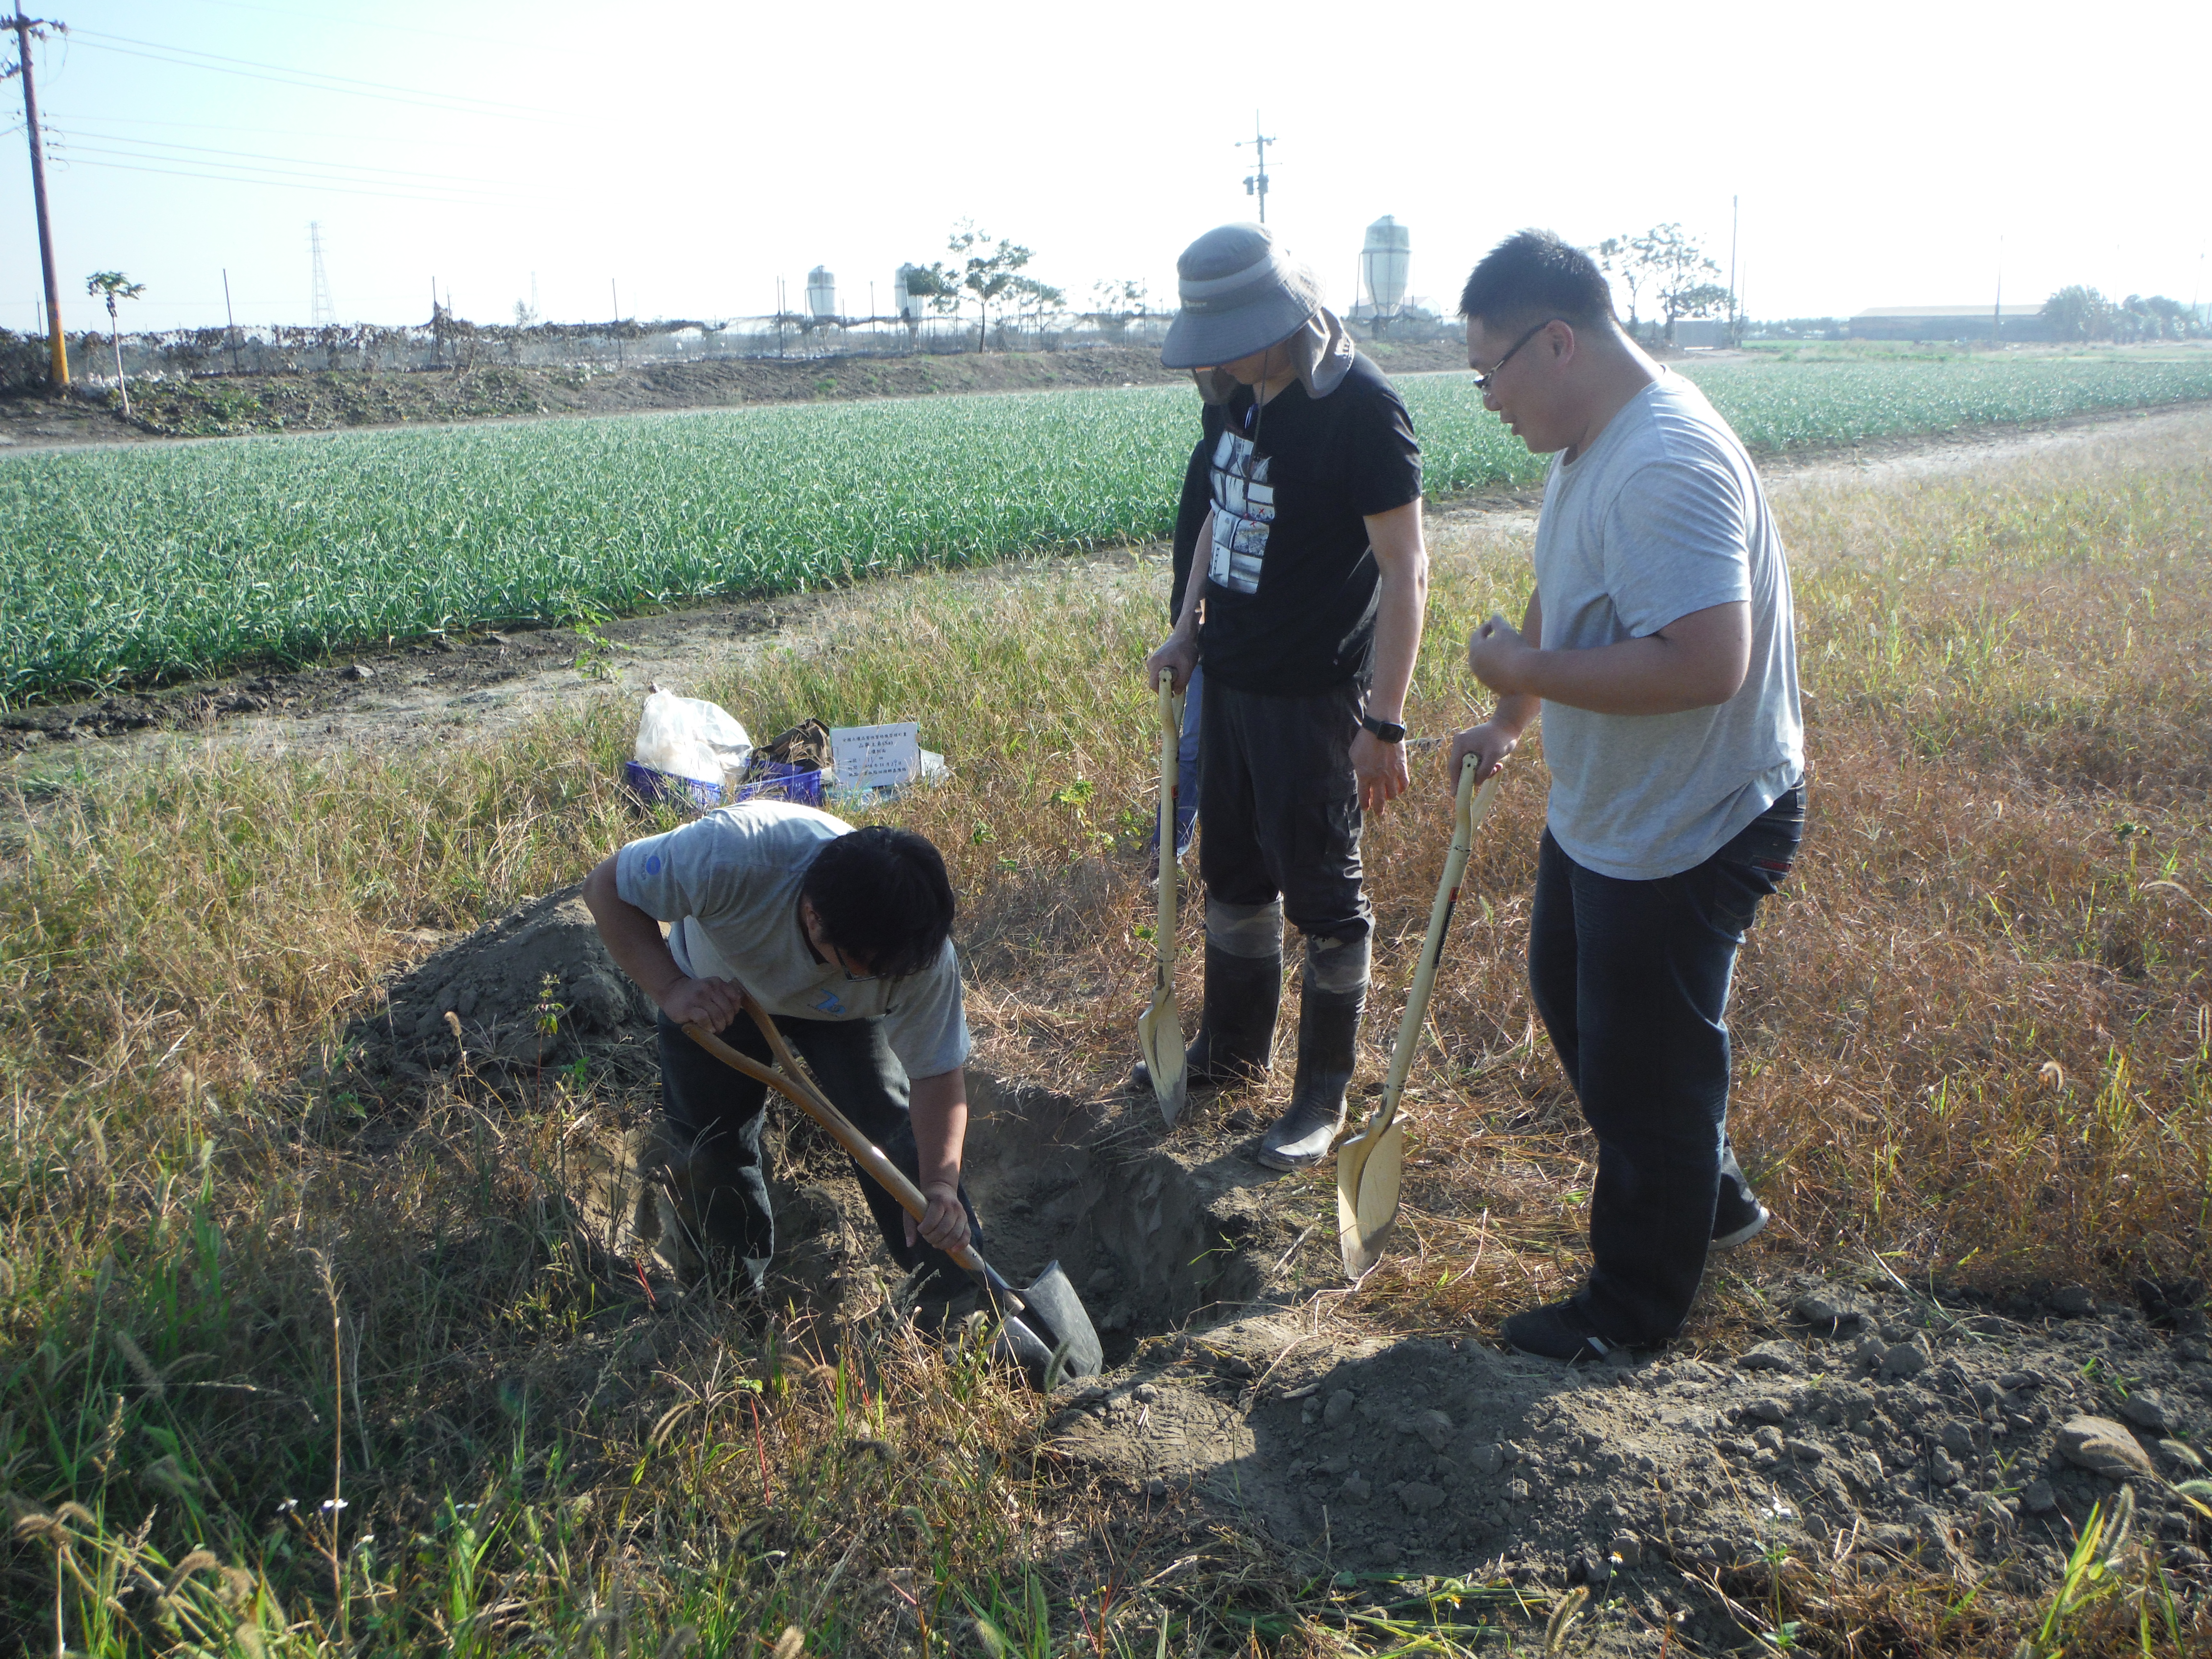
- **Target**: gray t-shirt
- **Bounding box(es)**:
[614,803,971,1079]
[1533,371,1803,881]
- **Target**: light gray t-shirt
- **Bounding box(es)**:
[614,803,971,1079]
[1533,371,1803,881]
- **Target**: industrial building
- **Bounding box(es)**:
[1850,304,2050,343]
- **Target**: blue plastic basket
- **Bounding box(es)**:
[732,761,826,805]
[621,761,725,810]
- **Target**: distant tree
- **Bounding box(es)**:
[1671,282,1735,328]
[2115,293,2192,342]
[2041,286,2111,343]
[944,223,1041,353]
[1629,224,1725,345]
[1090,278,1150,322]
[1587,237,1642,329]
[895,260,956,346]
[85,270,145,417]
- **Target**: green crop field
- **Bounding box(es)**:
[4,351,2211,703]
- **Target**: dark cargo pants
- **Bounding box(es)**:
[654,1011,982,1293]
[1197,678,1370,945]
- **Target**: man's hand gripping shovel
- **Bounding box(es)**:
[684,998,1105,1384]
[1135,680,1189,1125]
[1336,753,1504,1281]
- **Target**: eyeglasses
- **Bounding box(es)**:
[1473,318,1559,391]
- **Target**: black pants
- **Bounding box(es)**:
[1527,786,1805,1346]
[654,1012,982,1293]
[1198,678,1370,945]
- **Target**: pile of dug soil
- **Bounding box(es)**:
[1051,1282,2212,1606]
[353,883,655,1082]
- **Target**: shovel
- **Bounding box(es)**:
[1336,753,1504,1281]
[1135,680,1189,1125]
[682,1003,1105,1384]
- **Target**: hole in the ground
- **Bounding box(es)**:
[959,1074,1275,1368]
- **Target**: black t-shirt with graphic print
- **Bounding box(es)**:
[1169,351,1422,695]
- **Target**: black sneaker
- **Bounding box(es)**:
[1711,1198,1770,1250]
[1501,1299,1642,1364]
[1712,1144,1769,1250]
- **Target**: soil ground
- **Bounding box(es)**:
[0,339,1477,447]
[347,880,2212,1654]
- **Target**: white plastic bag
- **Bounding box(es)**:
[633,686,752,802]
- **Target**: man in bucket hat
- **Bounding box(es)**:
[1139,222,1428,1170]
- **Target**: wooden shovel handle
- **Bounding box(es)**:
[680,1005,1002,1290]
[1364,754,1504,1143]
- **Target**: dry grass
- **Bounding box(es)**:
[0,416,2207,1651]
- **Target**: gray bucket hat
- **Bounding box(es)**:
[1161,222,1322,369]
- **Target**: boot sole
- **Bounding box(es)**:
[1710,1204,1770,1250]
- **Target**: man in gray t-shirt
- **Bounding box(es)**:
[581,804,980,1298]
[1446,231,1805,1361]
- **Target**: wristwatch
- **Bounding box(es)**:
[1360,713,1407,744]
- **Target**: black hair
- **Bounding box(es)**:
[800,826,957,980]
[1458,229,1616,333]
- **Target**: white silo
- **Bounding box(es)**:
[805,266,837,320]
[1361,216,1412,318]
[894,264,928,321]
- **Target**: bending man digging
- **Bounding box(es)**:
[1447,231,1805,1361]
[1139,222,1428,1169]
[582,805,980,1303]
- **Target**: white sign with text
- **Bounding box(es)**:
[830,722,922,791]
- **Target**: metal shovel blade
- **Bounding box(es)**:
[1137,975,1188,1126]
[1334,1113,1406,1281]
[982,1257,1104,1382]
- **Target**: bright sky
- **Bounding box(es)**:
[5,0,2207,336]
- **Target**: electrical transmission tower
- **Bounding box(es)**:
[309,221,336,325]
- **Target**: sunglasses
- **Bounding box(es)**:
[1474,318,1559,391]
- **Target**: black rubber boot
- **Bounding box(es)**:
[1259,943,1368,1171]
[1132,943,1280,1093]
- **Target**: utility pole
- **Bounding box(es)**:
[1994,235,2003,349]
[222,267,241,372]
[611,277,621,367]
[1727,194,1739,345]
[7,12,70,386]
[1238,113,1275,225]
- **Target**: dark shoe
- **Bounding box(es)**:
[1502,1298,1643,1363]
[1132,943,1280,1093]
[1711,1198,1770,1250]
[1712,1142,1768,1249]
[1257,974,1366,1171]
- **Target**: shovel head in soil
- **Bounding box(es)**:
[980,1257,1105,1382]
[1137,682,1189,1124]
[1337,759,1502,1281]
[682,1016,1105,1386]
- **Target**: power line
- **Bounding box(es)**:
[49,110,471,144]
[165,0,537,52]
[49,131,502,191]
[56,154,505,205]
[66,26,563,121]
